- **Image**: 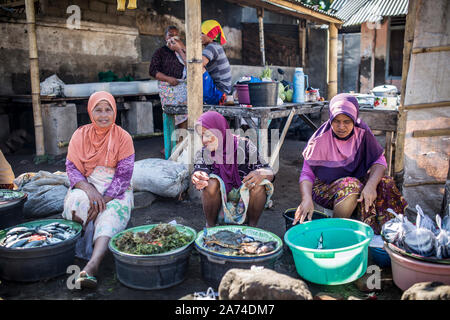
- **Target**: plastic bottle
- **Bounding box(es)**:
[293,67,308,103]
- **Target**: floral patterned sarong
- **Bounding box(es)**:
[210,174,274,225]
[312,175,408,235]
[62,166,133,242]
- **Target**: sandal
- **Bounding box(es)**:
[75,270,98,289]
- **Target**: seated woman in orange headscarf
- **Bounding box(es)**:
[63,91,135,288]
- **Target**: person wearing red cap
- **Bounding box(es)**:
[169,20,232,105]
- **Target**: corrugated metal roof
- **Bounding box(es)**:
[329,0,408,27]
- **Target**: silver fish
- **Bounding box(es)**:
[6,227,31,237]
[316,233,324,250]
[22,240,44,248]
[5,238,29,248]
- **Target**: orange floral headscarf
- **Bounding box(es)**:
[201,20,227,45]
[67,91,135,177]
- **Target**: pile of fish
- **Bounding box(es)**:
[382,205,450,259]
[202,229,278,256]
[0,222,77,249]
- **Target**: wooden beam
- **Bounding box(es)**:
[328,23,338,100]
[257,7,266,66]
[25,0,45,158]
[185,0,203,130]
[404,101,450,110]
[300,20,306,67]
[412,128,450,138]
[224,0,343,25]
[412,45,450,54]
[394,0,421,187]
[3,0,37,8]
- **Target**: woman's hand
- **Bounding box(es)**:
[166,76,179,86]
[358,183,377,213]
[74,181,105,225]
[192,171,209,190]
[293,197,315,225]
[243,168,273,190]
[103,195,114,204]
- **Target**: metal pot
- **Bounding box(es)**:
[371,85,398,98]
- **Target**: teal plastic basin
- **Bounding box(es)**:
[284,218,373,285]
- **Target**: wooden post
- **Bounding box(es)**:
[25,0,45,159]
[393,0,421,188]
[257,7,265,66]
[185,0,203,169]
[328,23,338,100]
[301,21,307,67]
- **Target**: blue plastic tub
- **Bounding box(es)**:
[284,218,373,285]
[369,246,391,268]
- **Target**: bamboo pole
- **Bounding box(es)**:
[412,45,450,54]
[257,7,266,66]
[185,0,203,170]
[393,0,421,188]
[328,23,338,100]
[25,0,45,159]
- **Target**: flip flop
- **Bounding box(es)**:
[75,271,97,289]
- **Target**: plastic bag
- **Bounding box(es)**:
[435,215,450,259]
[402,212,437,257]
[416,205,439,236]
[40,74,65,97]
[15,171,70,218]
[131,159,189,198]
[382,209,415,246]
[75,221,94,261]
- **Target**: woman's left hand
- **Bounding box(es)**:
[243,169,271,190]
[357,183,377,213]
[103,195,114,204]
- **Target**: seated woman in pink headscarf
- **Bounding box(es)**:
[192,111,274,228]
[63,91,135,288]
[293,93,407,234]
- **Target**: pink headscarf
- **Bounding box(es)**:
[302,94,384,184]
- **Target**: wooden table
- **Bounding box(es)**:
[162,102,329,166]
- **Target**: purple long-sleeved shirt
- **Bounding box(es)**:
[66,154,135,200]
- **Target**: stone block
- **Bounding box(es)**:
[122,101,154,135]
[41,103,77,156]
[401,282,450,300]
[219,268,313,300]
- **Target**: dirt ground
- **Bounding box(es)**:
[0,136,404,300]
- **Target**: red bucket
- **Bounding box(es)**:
[234,84,250,105]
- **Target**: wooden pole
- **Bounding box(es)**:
[25,0,45,159]
[257,7,265,66]
[185,0,203,170]
[301,21,306,67]
[328,23,338,100]
[393,0,421,188]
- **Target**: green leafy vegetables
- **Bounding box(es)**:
[114,223,192,255]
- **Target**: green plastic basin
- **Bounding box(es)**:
[284,218,373,285]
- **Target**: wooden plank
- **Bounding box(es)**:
[412,45,450,54]
[270,108,295,168]
[394,0,421,186]
[385,131,394,176]
[404,101,450,110]
[297,114,318,130]
[412,128,450,138]
[320,107,399,131]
